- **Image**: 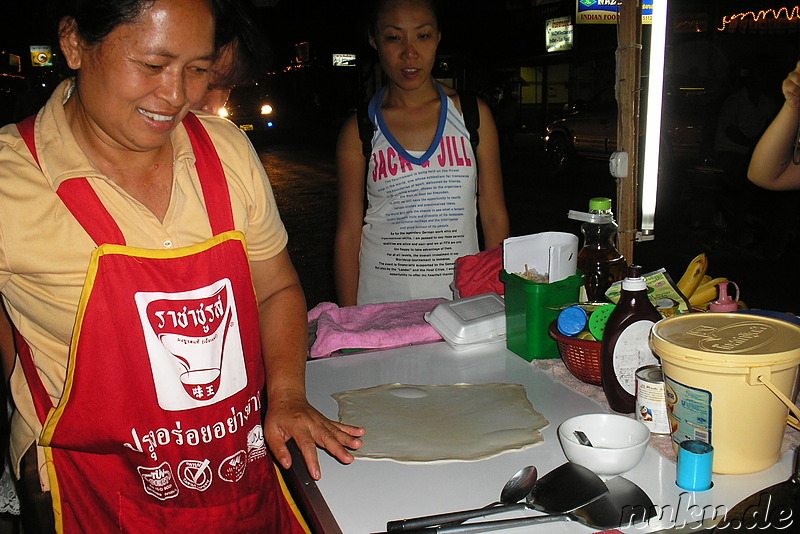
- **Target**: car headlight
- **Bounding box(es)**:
[260,104,273,115]
[218,107,229,118]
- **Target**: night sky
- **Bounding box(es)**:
[2,1,797,76]
[0,1,370,61]
[0,0,502,72]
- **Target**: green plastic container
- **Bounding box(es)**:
[500,270,584,361]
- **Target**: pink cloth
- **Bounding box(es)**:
[307,298,446,358]
[454,245,504,298]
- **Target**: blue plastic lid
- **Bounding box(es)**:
[557,306,588,336]
[736,309,800,326]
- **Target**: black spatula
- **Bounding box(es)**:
[713,446,800,532]
[384,463,608,532]
[396,476,655,534]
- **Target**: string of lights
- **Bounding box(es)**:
[718,5,800,31]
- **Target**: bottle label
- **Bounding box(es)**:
[635,366,671,434]
[664,375,711,445]
[612,320,659,395]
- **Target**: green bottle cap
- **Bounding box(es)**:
[588,303,616,341]
[588,197,612,211]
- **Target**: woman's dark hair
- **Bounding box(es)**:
[52,0,158,46]
[50,0,269,85]
[366,0,441,40]
[213,0,270,87]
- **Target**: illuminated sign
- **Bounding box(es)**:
[576,0,654,25]
[30,45,53,67]
[332,53,356,67]
[546,17,574,52]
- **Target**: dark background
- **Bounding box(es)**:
[2,0,800,312]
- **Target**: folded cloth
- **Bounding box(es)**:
[307,298,446,358]
[454,245,504,298]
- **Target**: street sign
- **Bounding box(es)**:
[546,16,574,52]
[30,45,53,67]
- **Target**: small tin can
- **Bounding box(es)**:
[656,298,678,318]
[635,364,670,434]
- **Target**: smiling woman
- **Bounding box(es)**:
[58,0,216,218]
[0,1,364,533]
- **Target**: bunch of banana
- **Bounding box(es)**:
[675,253,745,309]
[676,253,709,300]
[689,277,729,308]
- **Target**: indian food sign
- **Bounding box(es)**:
[577,0,654,24]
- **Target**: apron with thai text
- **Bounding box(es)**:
[15,113,309,533]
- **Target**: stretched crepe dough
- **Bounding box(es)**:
[333,383,549,462]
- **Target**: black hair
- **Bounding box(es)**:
[366,0,441,40]
[213,0,270,87]
[52,0,159,46]
[50,0,269,85]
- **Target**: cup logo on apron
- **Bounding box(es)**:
[135,278,247,411]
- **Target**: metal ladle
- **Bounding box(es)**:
[386,466,538,532]
[496,465,539,506]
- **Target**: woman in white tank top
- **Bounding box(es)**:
[334,0,509,306]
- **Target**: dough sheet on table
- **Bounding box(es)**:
[333,383,549,462]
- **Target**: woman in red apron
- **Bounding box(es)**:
[0,0,364,532]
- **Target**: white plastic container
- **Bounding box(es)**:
[425,293,506,351]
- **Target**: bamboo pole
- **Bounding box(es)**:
[615,0,643,263]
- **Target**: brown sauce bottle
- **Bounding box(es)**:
[601,265,662,413]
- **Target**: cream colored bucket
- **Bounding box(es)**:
[650,313,800,474]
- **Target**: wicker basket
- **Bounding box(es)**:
[548,322,603,386]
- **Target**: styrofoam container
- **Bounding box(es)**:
[424,293,506,351]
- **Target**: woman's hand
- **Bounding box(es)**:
[782,60,800,110]
[251,250,363,480]
[264,387,365,480]
[748,62,800,190]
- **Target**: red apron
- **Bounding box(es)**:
[15,114,309,534]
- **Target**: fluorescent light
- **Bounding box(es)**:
[640,0,668,235]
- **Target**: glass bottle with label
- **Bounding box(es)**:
[601,265,662,413]
[569,197,627,302]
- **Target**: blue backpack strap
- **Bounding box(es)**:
[356,99,373,159]
[357,87,385,160]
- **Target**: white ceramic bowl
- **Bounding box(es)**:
[558,413,650,476]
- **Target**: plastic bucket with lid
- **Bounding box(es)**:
[650,313,800,474]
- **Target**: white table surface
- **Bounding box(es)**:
[293,341,793,534]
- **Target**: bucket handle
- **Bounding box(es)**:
[757,376,800,431]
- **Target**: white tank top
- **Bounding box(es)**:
[357,84,479,304]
